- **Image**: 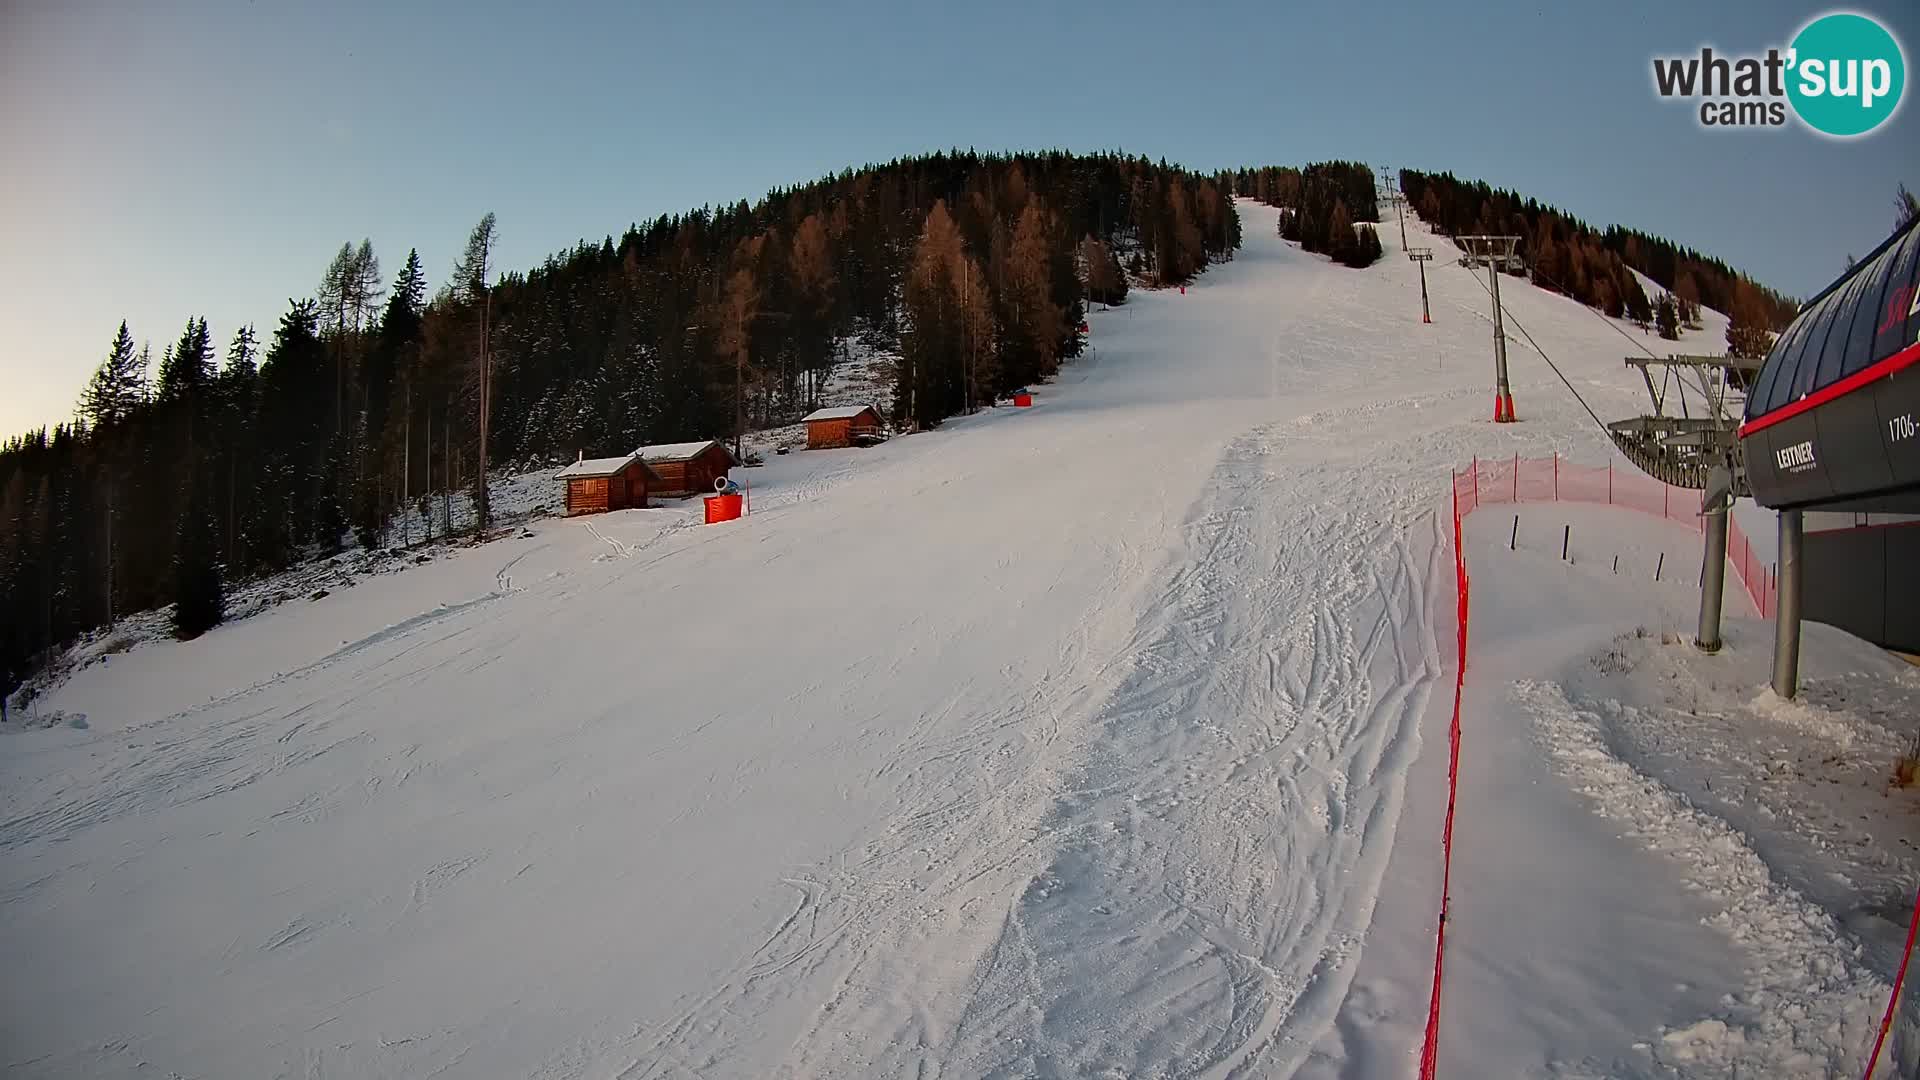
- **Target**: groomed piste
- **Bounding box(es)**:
[4,200,1913,1078]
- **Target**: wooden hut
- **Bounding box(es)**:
[636,440,738,498]
[802,405,883,450]
[556,452,657,516]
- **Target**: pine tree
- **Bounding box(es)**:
[155,318,213,404]
[215,326,259,570]
[1326,200,1356,265]
[225,324,258,377]
[170,474,224,640]
[1897,183,1919,230]
[1344,224,1382,268]
[1656,294,1680,340]
[1625,277,1654,328]
[79,321,147,428]
[452,214,497,532]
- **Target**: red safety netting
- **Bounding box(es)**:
[1864,886,1920,1077]
[1418,485,1470,1079]
[1421,455,1786,1078]
[1450,455,1776,618]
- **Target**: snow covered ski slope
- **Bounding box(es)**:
[3,201,1758,1077]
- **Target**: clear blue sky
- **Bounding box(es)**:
[3,0,1915,436]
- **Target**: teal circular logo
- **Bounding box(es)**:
[1787,13,1905,137]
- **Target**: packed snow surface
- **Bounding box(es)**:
[5,202,1909,1078]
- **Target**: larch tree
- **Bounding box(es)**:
[900,201,993,427]
[1725,280,1775,359]
[1674,272,1703,328]
[712,240,762,459]
[789,214,838,408]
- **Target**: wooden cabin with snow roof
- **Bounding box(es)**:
[802,405,883,450]
[636,440,738,498]
[556,452,659,516]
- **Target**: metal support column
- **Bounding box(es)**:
[1489,260,1513,421]
[1771,509,1803,698]
[1461,236,1520,422]
[1696,507,1727,653]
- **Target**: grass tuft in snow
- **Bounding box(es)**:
[1893,731,1920,789]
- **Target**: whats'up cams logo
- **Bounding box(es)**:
[1652,11,1906,137]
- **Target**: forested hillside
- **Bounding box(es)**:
[0,152,1238,701]
[1397,169,1796,356]
[1229,162,1386,267]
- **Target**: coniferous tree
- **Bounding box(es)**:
[155,318,213,405]
[170,474,223,640]
[1656,294,1681,340]
[353,252,425,547]
[1345,224,1383,268]
[1624,277,1654,328]
[214,325,258,569]
[452,214,497,532]
[79,321,147,428]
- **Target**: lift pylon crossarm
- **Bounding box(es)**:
[1608,353,1754,494]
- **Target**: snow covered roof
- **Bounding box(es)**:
[636,440,735,463]
[556,453,642,479]
[802,405,879,423]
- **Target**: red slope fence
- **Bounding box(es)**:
[1452,454,1777,618]
[1422,454,1913,1078]
[1417,479,1471,1078]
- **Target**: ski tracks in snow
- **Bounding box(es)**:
[906,419,1446,1079]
